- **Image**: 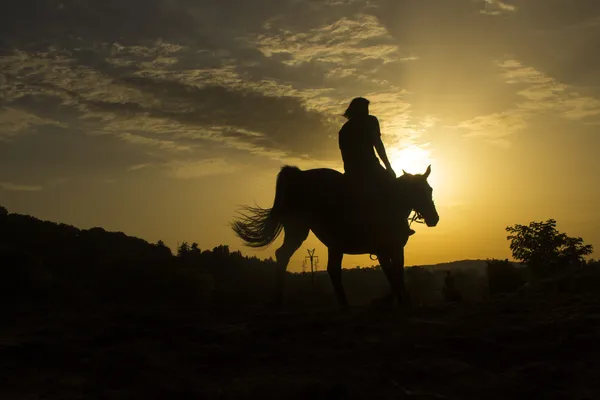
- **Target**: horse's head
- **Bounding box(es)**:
[395,165,439,227]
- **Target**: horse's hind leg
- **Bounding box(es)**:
[273,223,309,306]
[326,249,348,306]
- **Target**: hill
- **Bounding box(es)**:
[416,259,524,274]
[3,204,600,398]
[0,204,512,273]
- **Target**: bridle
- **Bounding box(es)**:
[367,178,434,261]
[368,209,428,261]
[409,209,426,229]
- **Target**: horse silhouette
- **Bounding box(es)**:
[231,164,439,306]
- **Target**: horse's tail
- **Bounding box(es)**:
[231,165,302,248]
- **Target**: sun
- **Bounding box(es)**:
[389,144,433,176]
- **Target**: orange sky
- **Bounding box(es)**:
[1,0,599,271]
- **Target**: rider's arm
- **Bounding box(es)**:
[375,138,393,171]
[371,117,394,172]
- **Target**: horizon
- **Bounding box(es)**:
[2,0,599,271]
[0,203,532,270]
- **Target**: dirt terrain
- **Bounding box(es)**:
[2,292,600,400]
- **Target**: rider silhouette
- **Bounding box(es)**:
[339,97,395,182]
[338,97,415,236]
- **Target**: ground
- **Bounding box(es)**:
[2,292,600,399]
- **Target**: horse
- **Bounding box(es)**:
[231,164,439,306]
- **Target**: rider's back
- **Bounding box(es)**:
[338,114,382,178]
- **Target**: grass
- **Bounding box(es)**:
[2,290,600,399]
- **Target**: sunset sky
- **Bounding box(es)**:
[1,0,599,270]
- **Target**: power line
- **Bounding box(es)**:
[305,248,319,286]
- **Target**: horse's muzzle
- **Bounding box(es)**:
[425,215,439,227]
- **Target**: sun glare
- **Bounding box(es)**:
[389,145,432,176]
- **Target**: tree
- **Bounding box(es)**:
[506,219,593,276]
[177,242,190,257]
[154,240,172,258]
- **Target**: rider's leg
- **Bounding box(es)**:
[375,165,416,236]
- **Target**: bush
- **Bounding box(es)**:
[486,259,526,295]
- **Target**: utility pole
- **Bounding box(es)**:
[305,248,319,286]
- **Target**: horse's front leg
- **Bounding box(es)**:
[391,248,409,304]
[379,249,408,305]
[374,255,396,306]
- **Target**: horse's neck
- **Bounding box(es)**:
[394,182,413,217]
[399,207,412,219]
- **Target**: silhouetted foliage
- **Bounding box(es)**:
[486,259,526,295]
[177,241,191,257]
[3,203,600,315]
[443,271,462,302]
[587,258,600,268]
[506,219,593,278]
[0,206,280,309]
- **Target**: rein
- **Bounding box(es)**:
[409,210,426,228]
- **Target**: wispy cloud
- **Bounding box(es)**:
[0,107,63,141]
[0,2,425,172]
[480,0,517,16]
[117,132,192,152]
[0,182,43,192]
[458,110,529,148]
[0,47,337,168]
[502,59,600,119]
[166,158,237,179]
[0,50,158,110]
[457,58,600,146]
[255,14,402,67]
[127,163,152,172]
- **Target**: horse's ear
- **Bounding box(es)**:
[402,169,408,175]
[423,165,431,179]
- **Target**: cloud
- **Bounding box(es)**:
[0,0,200,48]
[501,59,600,119]
[127,163,152,171]
[0,182,43,192]
[166,158,237,179]
[0,49,160,110]
[117,132,192,152]
[457,110,529,148]
[0,107,64,141]
[457,58,600,146]
[1,0,429,175]
[12,0,597,178]
[254,14,403,68]
[480,0,517,16]
[0,44,344,162]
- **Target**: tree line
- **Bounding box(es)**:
[1,205,597,310]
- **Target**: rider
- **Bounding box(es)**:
[338,97,395,182]
[338,97,415,236]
